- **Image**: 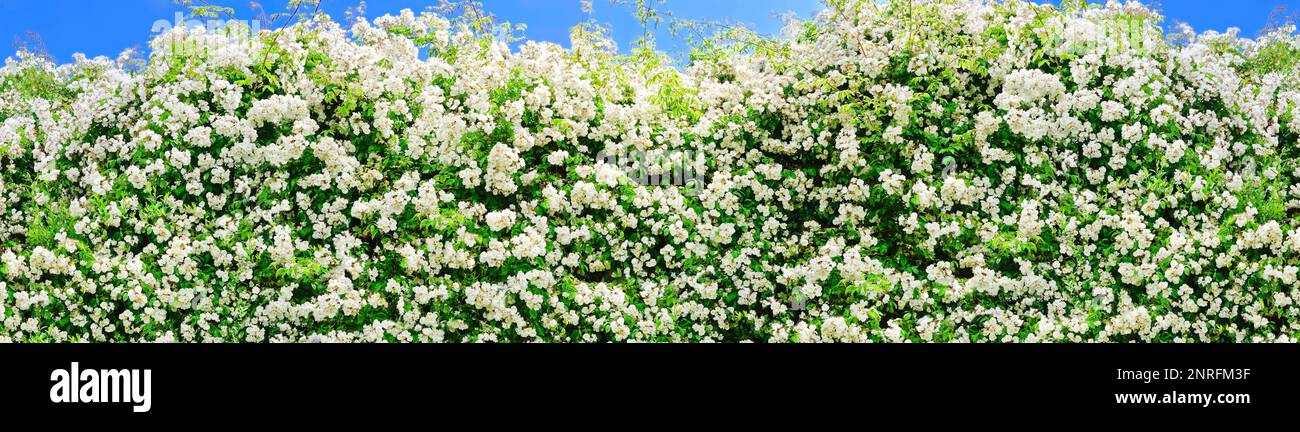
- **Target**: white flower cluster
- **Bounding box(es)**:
[0,0,1299,343]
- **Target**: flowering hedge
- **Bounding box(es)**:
[1,0,1299,342]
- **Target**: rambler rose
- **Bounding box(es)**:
[0,0,1298,343]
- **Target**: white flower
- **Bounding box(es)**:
[594,162,624,187]
[247,95,310,127]
[0,0,1296,343]
[485,143,523,195]
[547,149,569,165]
[485,209,517,232]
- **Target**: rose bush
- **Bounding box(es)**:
[1,0,1299,342]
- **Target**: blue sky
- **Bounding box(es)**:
[0,0,1294,63]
